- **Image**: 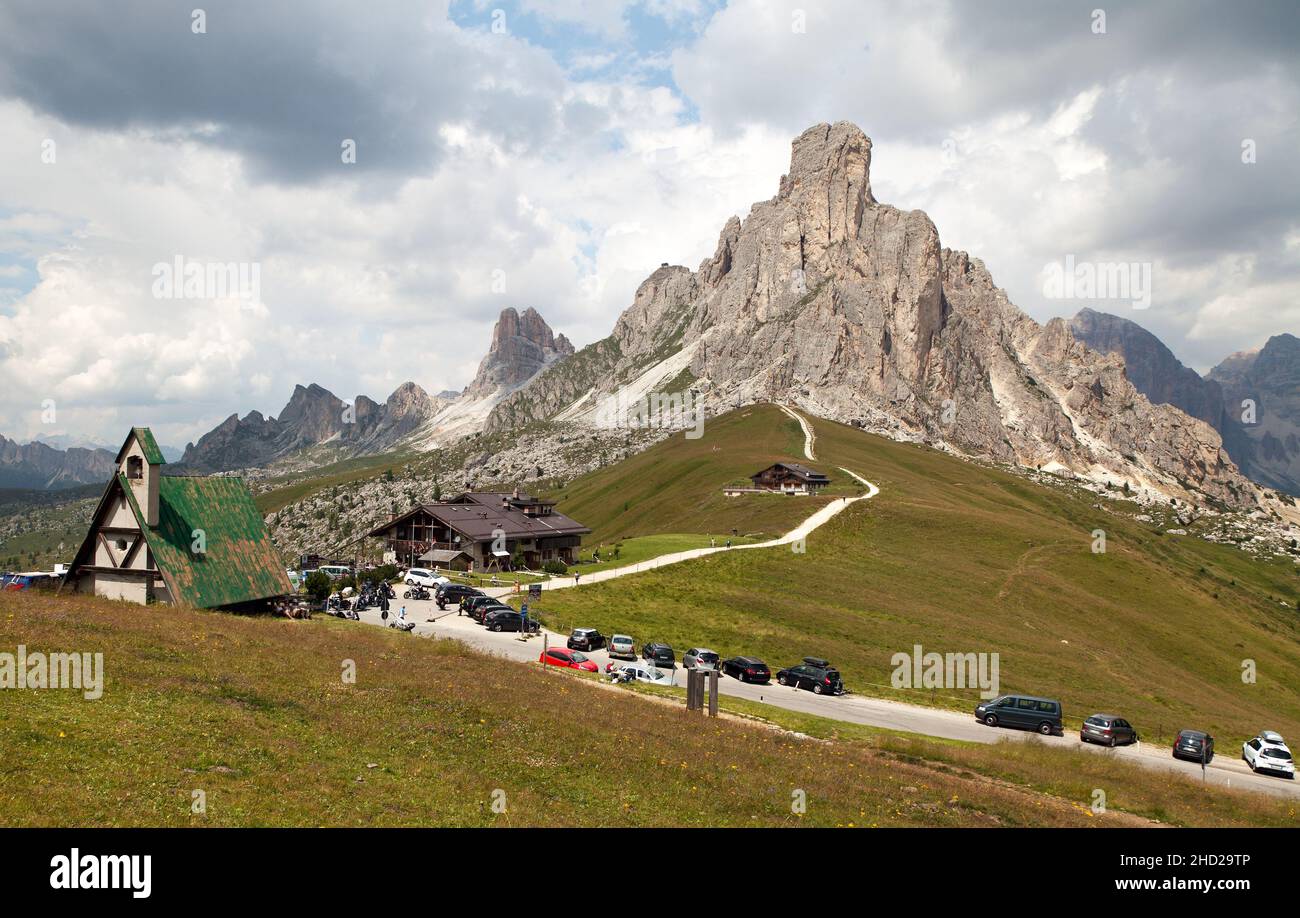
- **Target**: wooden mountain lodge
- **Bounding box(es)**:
[748,462,831,495]
[367,489,589,571]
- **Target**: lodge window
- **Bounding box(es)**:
[127,456,144,479]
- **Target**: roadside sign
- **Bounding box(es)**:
[528,583,541,600]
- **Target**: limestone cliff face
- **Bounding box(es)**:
[488,121,1257,508]
[465,307,574,399]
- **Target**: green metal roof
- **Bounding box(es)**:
[119,473,289,608]
[114,427,166,465]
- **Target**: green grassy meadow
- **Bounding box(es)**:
[538,405,1300,747]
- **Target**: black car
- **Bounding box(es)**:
[1173,729,1215,763]
[1080,713,1138,747]
[468,598,513,623]
[642,642,676,667]
[720,656,771,684]
[776,657,844,695]
[483,609,538,633]
[436,584,482,609]
[567,628,606,651]
[974,695,1063,735]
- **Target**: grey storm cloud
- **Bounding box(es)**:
[0,0,578,183]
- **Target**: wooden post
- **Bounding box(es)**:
[707,669,719,717]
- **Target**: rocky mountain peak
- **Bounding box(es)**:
[487,120,1260,509]
[466,307,574,398]
[779,121,876,247]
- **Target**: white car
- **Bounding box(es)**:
[1243,734,1295,778]
[403,568,448,588]
[606,662,673,686]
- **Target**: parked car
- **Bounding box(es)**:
[1080,713,1138,747]
[606,661,673,685]
[483,609,538,633]
[720,656,771,684]
[777,657,845,696]
[404,568,447,588]
[1172,729,1214,762]
[567,628,606,652]
[435,584,481,609]
[682,648,720,670]
[2,571,62,592]
[1243,734,1294,778]
[974,695,1062,735]
[608,634,637,660]
[538,647,599,672]
[469,600,513,624]
[317,564,352,580]
[642,642,676,667]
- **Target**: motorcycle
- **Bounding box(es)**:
[403,585,431,601]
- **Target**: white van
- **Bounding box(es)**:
[317,565,351,580]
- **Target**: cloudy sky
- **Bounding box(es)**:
[0,0,1296,448]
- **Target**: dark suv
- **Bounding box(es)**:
[974,695,1063,735]
[1173,729,1215,763]
[567,628,606,651]
[776,657,844,695]
[642,642,676,667]
[436,584,481,609]
[720,656,771,684]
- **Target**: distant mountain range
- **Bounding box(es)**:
[1071,310,1300,496]
[0,435,116,489]
[173,306,572,473]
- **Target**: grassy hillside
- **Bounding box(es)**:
[541,405,1300,745]
[0,591,1171,828]
[547,407,857,545]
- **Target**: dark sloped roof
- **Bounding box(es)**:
[419,549,472,563]
[368,494,589,542]
[121,473,290,608]
[754,462,830,481]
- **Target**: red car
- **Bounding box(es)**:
[538,647,599,672]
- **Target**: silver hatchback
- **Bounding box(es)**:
[608,634,636,660]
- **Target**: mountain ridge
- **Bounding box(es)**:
[487,121,1259,509]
